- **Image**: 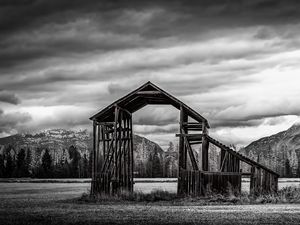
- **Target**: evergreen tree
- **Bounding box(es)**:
[5,153,15,178]
[285,158,292,178]
[16,149,27,177]
[145,155,153,178]
[152,146,163,177]
[0,154,5,178]
[68,146,81,178]
[88,151,93,178]
[167,142,174,152]
[25,148,32,177]
[297,159,300,178]
[41,149,53,178]
[62,159,70,178]
[82,154,89,178]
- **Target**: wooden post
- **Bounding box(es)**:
[178,105,188,196]
[91,120,97,195]
[250,166,255,195]
[118,111,122,189]
[129,115,134,192]
[202,121,209,171]
[113,105,119,182]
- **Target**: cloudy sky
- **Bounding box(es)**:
[1,0,300,149]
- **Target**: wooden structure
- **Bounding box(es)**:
[90,81,279,196]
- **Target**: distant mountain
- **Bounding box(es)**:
[0,129,91,165]
[0,129,177,178]
[240,124,300,177]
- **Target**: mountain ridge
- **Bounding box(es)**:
[240,123,300,177]
[0,128,178,178]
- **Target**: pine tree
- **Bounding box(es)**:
[167,142,174,152]
[5,153,15,178]
[16,149,27,177]
[41,149,53,178]
[152,146,163,177]
[0,154,5,178]
[82,154,89,178]
[68,146,81,178]
[25,148,32,177]
[88,151,92,178]
[285,158,292,178]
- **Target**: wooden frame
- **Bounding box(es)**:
[90,81,279,196]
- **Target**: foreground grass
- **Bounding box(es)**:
[78,186,300,205]
[1,183,300,225]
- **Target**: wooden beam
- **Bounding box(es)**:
[189,141,202,145]
[220,151,228,172]
[206,135,279,177]
[136,91,162,95]
[183,134,199,171]
[202,122,209,171]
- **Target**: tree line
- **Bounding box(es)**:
[0,145,92,178]
[0,142,179,179]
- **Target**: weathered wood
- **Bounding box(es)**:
[129,115,134,192]
[91,121,97,195]
[90,82,278,197]
[178,105,188,196]
[136,91,163,95]
[180,169,242,196]
[202,133,209,171]
[183,133,199,171]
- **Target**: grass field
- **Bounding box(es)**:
[1,180,300,224]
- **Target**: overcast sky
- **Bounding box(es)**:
[1,0,300,149]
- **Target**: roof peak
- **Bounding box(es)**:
[90,81,209,127]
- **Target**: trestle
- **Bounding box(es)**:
[91,105,133,195]
[90,81,278,197]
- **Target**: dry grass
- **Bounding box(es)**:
[80,185,300,205]
[2,183,300,225]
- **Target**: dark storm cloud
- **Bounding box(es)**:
[1,0,300,68]
[1,0,300,144]
[0,91,20,104]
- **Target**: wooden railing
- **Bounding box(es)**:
[179,169,242,196]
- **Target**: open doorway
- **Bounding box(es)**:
[132,105,179,193]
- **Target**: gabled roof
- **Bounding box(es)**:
[90,81,209,127]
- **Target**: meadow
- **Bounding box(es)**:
[1,178,300,224]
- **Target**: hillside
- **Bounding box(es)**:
[240,123,300,177]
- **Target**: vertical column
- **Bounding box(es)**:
[274,175,278,192]
[97,124,100,176]
[126,117,130,191]
[202,121,209,171]
[113,105,118,181]
[250,166,255,195]
[179,106,188,170]
[129,115,134,192]
[178,105,188,196]
[118,110,124,190]
[91,120,96,195]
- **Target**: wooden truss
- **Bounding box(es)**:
[91,105,134,194]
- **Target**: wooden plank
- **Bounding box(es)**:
[189,141,203,145]
[220,151,228,172]
[136,91,162,95]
